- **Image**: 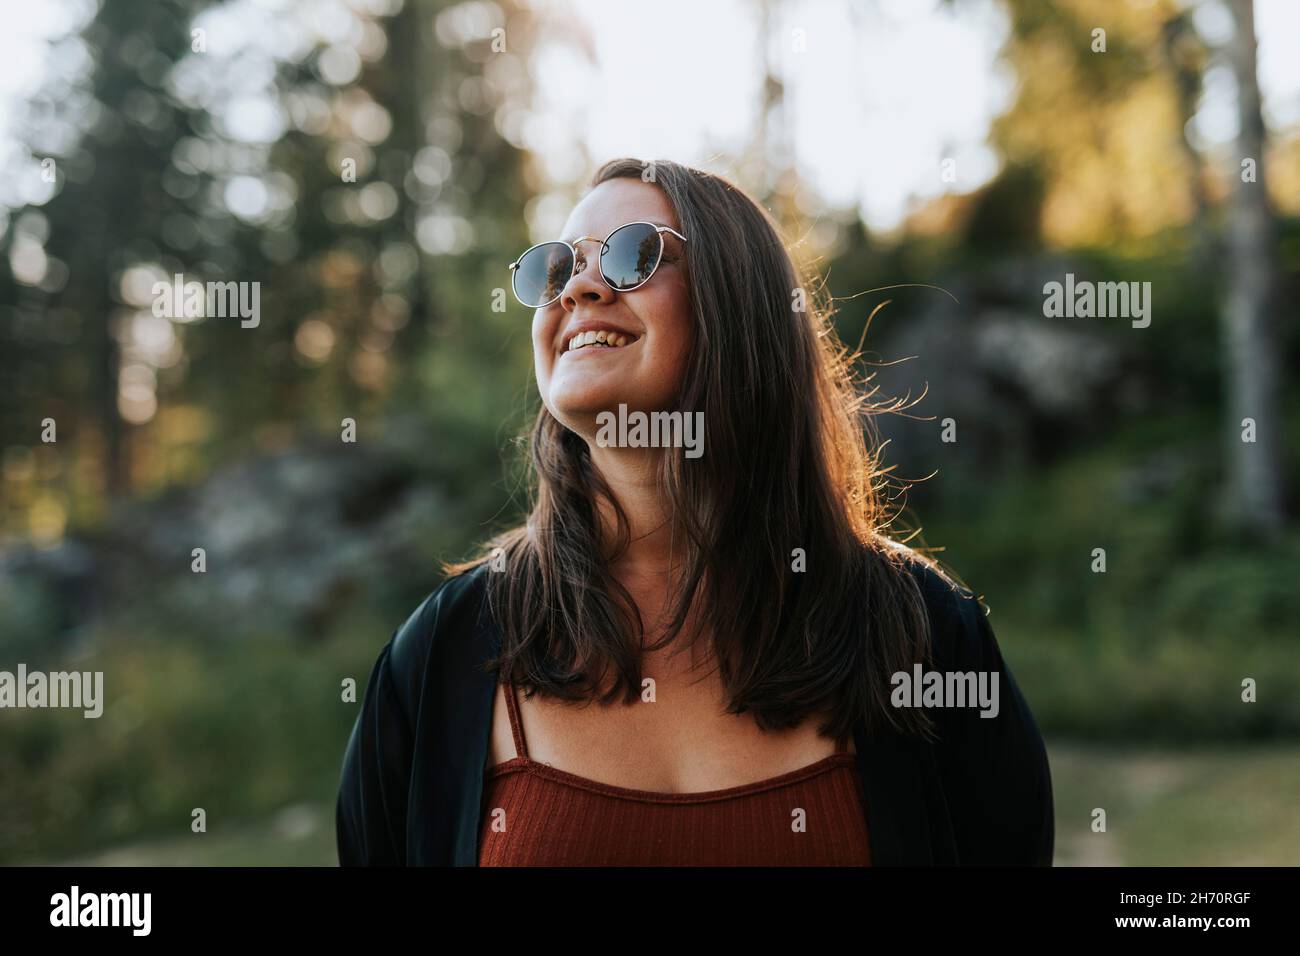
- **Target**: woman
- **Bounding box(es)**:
[336,158,1053,866]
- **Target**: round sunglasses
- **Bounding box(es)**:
[507,220,687,308]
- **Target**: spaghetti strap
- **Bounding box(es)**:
[504,680,529,760]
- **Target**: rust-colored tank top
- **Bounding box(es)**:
[478,681,871,866]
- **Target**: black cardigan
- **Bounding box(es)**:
[336,559,1055,865]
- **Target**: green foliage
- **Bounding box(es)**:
[922,418,1300,742]
[0,614,380,864]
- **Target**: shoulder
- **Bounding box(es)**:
[885,542,1054,864]
[884,541,992,671]
[383,562,493,716]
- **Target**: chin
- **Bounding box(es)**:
[546,372,629,414]
[548,391,624,427]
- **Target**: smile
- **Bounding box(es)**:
[566,329,638,352]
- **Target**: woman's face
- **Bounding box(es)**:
[531,178,693,440]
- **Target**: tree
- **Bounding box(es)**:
[1221,0,1286,536]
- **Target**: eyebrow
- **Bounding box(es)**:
[560,221,674,246]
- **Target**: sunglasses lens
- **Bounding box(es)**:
[513,242,573,307]
[600,222,662,291]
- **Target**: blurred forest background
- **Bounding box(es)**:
[1,0,1297,866]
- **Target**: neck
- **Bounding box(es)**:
[588,443,712,671]
[587,445,684,575]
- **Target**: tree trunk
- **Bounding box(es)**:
[1222,0,1286,536]
[1159,9,1215,271]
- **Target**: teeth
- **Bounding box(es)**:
[568,331,634,351]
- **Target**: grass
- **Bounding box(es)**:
[48,803,338,867]
[1049,742,1300,865]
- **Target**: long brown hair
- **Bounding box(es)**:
[448,157,938,740]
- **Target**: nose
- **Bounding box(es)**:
[560,239,615,312]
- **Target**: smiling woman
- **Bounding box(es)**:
[335,157,1054,867]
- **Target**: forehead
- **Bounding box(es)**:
[560,178,680,243]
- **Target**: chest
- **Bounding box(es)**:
[478,665,870,866]
[485,669,851,794]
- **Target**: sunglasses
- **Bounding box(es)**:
[507,220,687,308]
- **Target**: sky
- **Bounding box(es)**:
[522,0,1300,234]
[2,0,1299,234]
